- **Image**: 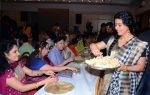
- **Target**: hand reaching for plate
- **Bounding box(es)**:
[44,70,55,77]
[66,56,75,63]
[37,76,58,87]
[67,66,78,72]
[44,76,58,85]
[90,44,103,57]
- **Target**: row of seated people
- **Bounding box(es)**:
[20,40,78,87]
[20,34,90,83]
[0,35,85,95]
[0,15,96,95]
[20,34,86,67]
[0,40,57,95]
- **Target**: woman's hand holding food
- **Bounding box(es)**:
[90,43,102,56]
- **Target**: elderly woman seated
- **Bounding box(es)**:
[47,36,75,66]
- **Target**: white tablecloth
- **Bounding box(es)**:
[35,63,99,95]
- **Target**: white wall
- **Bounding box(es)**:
[1,2,132,32]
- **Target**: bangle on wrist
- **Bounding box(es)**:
[123,65,128,72]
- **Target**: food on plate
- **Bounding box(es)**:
[85,56,120,69]
[44,82,74,94]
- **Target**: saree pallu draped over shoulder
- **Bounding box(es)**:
[107,37,148,95]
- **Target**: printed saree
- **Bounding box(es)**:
[107,37,148,95]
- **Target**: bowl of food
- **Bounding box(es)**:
[85,56,120,70]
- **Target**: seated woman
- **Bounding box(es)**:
[27,41,77,72]
[48,36,74,66]
[63,38,78,61]
[68,38,78,57]
[0,40,57,95]
[75,35,85,54]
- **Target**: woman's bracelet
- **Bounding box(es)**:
[123,65,128,72]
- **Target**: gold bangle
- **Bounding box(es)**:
[123,65,128,72]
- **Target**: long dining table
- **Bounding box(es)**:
[35,62,100,95]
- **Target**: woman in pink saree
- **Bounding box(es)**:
[0,40,58,95]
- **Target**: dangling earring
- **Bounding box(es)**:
[126,30,130,33]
